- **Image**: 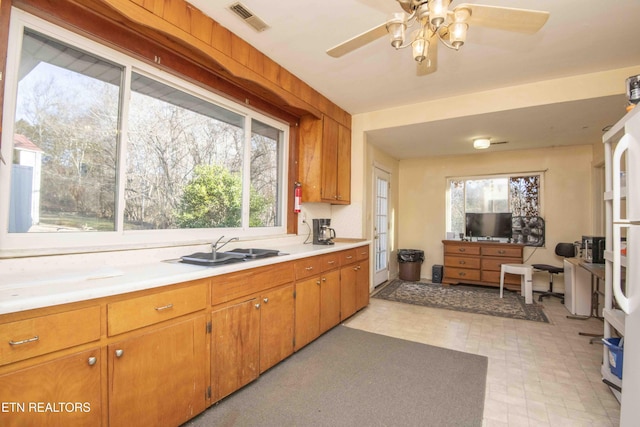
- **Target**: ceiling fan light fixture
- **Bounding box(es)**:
[428,0,450,29]
[473,138,491,149]
[449,22,468,49]
[386,13,407,49]
[411,30,429,63]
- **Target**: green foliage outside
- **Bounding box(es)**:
[176,164,270,228]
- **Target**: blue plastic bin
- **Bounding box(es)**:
[602,337,624,379]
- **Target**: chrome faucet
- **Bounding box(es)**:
[211,236,239,259]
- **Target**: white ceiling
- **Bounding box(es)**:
[187,0,640,158]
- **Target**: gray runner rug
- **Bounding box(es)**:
[186,325,487,427]
[375,279,549,323]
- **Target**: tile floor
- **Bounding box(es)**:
[343,288,621,427]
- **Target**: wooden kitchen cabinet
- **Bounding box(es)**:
[299,114,351,204]
[442,240,524,290]
[0,348,102,427]
[108,316,207,427]
[294,254,342,350]
[211,298,260,402]
[259,284,294,373]
[340,246,370,320]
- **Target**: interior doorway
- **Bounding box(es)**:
[373,167,390,287]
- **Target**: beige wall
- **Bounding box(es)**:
[398,145,593,292]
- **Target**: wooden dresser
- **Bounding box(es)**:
[442,240,525,291]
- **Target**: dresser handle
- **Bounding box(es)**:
[155,303,174,311]
[498,250,506,254]
[459,260,466,265]
[9,336,39,346]
[458,248,466,252]
[458,272,466,277]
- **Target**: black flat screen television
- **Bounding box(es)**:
[465,212,513,239]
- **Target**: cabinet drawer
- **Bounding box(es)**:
[444,256,480,269]
[339,249,358,265]
[445,244,481,256]
[294,257,322,280]
[481,258,523,272]
[0,306,101,366]
[108,282,207,336]
[444,267,481,282]
[356,245,369,261]
[481,246,522,258]
[319,253,340,273]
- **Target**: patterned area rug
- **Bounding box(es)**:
[374,279,549,323]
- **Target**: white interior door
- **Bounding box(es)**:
[374,168,390,286]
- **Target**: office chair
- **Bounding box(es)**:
[532,242,576,303]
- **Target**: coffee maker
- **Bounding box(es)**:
[312,219,336,245]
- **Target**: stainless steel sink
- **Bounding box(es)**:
[222,248,281,259]
[180,252,246,266]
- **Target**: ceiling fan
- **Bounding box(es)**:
[326,0,549,75]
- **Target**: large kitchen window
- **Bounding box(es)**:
[0,11,288,252]
[447,174,543,245]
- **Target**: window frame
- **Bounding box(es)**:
[445,172,545,235]
[0,9,290,255]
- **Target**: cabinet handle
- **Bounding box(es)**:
[115,349,124,358]
[305,266,314,271]
[327,260,336,265]
[361,251,367,255]
[255,303,261,309]
[155,303,174,311]
[322,277,327,282]
[88,356,97,366]
[346,255,353,260]
[263,297,269,303]
[8,336,39,346]
[316,280,321,285]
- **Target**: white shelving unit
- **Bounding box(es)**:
[601,108,637,402]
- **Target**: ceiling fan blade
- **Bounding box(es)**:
[326,22,388,58]
[458,4,550,34]
[417,31,438,76]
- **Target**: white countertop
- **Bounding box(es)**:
[0,240,370,315]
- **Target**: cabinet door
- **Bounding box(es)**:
[340,264,358,320]
[336,123,351,203]
[108,316,207,427]
[320,116,339,202]
[260,285,294,373]
[320,270,341,334]
[294,276,321,350]
[0,348,101,427]
[356,259,370,311]
[211,299,260,402]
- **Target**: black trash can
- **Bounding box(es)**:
[397,249,425,281]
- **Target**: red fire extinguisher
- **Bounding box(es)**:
[294,182,302,213]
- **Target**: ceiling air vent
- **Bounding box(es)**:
[228,2,270,32]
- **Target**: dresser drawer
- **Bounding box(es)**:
[482,271,522,286]
[481,258,523,272]
[444,267,481,282]
[445,244,481,256]
[0,306,101,366]
[444,256,480,269]
[294,257,322,280]
[481,246,522,258]
[108,281,207,336]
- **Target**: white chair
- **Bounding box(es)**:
[500,264,533,304]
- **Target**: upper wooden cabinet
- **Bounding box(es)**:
[299,115,351,204]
